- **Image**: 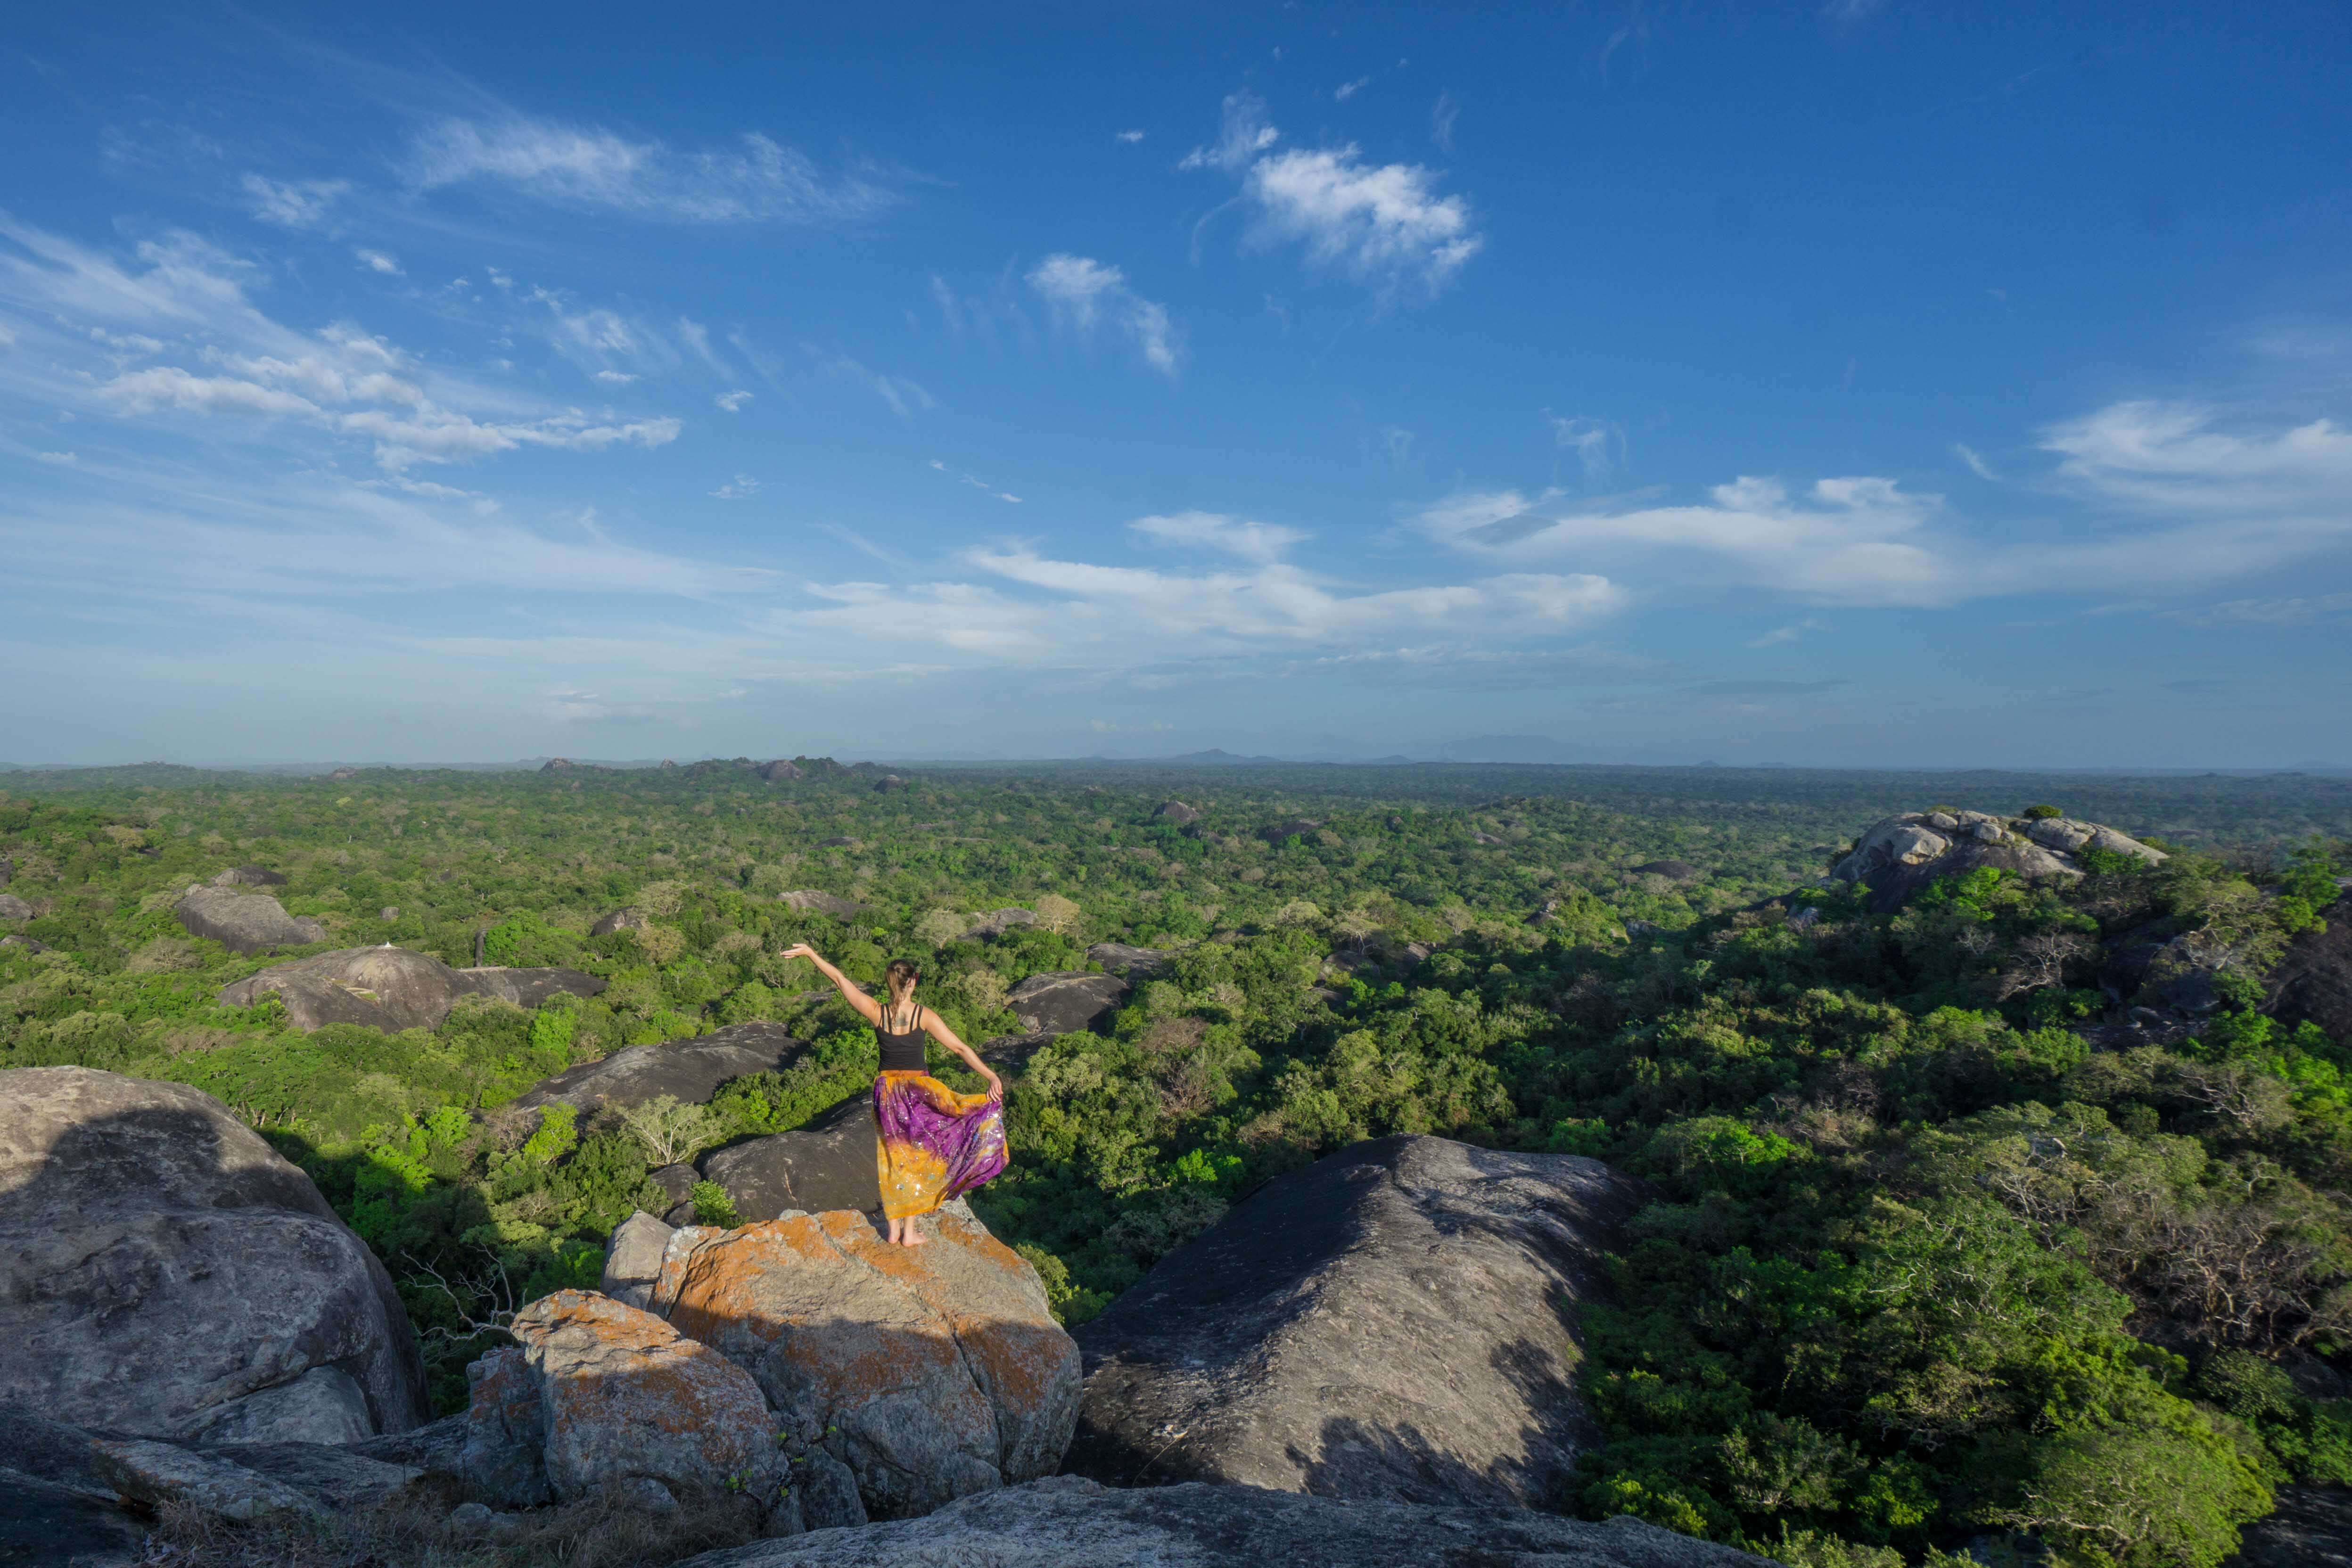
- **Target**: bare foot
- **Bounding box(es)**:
[901,1224,929,1247]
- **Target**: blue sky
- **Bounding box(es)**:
[3,2,2348,767]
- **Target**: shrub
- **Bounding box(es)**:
[2023,804,2065,820]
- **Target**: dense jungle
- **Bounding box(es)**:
[4,756,2350,1568]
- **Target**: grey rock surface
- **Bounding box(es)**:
[510,1021,807,1114]
[759,760,805,782]
[0,1067,429,1441]
[1630,859,1701,881]
[174,1364,374,1447]
[1086,943,1171,978]
[455,1349,550,1507]
[0,1405,113,1499]
[215,946,604,1034]
[2225,1484,2352,1567]
[2267,897,2352,1048]
[88,1437,323,1520]
[173,887,327,954]
[211,865,288,887]
[1068,1135,1645,1510]
[0,1468,146,1568]
[0,894,32,921]
[965,907,1037,938]
[1007,971,1130,1036]
[673,1476,1769,1568]
[600,1210,676,1309]
[1154,801,1200,824]
[203,1442,425,1510]
[591,907,648,936]
[699,1094,879,1219]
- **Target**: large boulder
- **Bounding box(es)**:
[473,1291,788,1513]
[2227,1483,2352,1567]
[670,1474,1768,1568]
[215,946,605,1034]
[759,760,805,782]
[173,887,326,954]
[1830,810,2164,913]
[510,1021,807,1115]
[965,907,1038,939]
[0,894,31,921]
[2268,897,2352,1048]
[211,864,288,888]
[1068,1135,1644,1509]
[699,1094,879,1219]
[1154,801,1200,825]
[1007,971,1129,1036]
[0,1067,429,1441]
[1086,943,1170,979]
[666,1208,1081,1519]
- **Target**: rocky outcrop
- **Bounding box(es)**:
[873,775,907,793]
[510,1292,787,1510]
[2226,1484,2352,1567]
[965,907,1037,939]
[1830,810,2166,913]
[759,760,805,782]
[698,1094,878,1219]
[173,1365,375,1447]
[215,946,605,1034]
[2267,897,2352,1047]
[592,906,648,936]
[510,1021,806,1115]
[665,1208,1081,1520]
[173,887,327,954]
[0,1067,429,1441]
[1154,801,1200,825]
[1260,818,1322,844]
[0,894,30,922]
[671,1474,1769,1568]
[211,864,288,887]
[1068,1135,1644,1509]
[779,890,863,919]
[1086,943,1170,979]
[1630,859,1700,882]
[1007,971,1129,1036]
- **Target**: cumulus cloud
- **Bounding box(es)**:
[1183,92,1483,294]
[405,115,896,224]
[240,174,348,229]
[1026,254,1181,376]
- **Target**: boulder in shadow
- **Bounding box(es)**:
[1067,1134,1644,1510]
[699,1093,877,1220]
[1007,971,1129,1036]
[509,1021,806,1115]
[215,946,605,1034]
[173,888,326,955]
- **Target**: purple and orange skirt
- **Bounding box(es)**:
[873,1070,1008,1220]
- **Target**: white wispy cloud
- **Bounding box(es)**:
[710,475,761,500]
[353,248,404,276]
[1333,76,1373,101]
[715,389,752,412]
[34,451,77,465]
[1431,92,1460,152]
[1183,92,1483,295]
[810,347,934,415]
[2162,593,2352,627]
[404,115,897,224]
[927,459,1020,503]
[592,369,638,385]
[1026,254,1181,377]
[1748,618,1828,647]
[1129,510,1306,564]
[1952,442,1998,480]
[1548,412,1624,481]
[1116,130,1146,144]
[240,174,348,229]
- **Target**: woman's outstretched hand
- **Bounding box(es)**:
[777,943,820,962]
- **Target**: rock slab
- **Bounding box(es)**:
[2267,897,2352,1048]
[1830,809,2165,913]
[1007,971,1130,1036]
[216,945,604,1034]
[510,1020,806,1114]
[173,887,327,954]
[665,1208,1081,1520]
[0,1067,429,1440]
[699,1093,878,1219]
[1068,1134,1645,1510]
[672,1475,1769,1568]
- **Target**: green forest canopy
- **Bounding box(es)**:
[3,757,2349,1568]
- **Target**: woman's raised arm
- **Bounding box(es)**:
[778,943,881,1027]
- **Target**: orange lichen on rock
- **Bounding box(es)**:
[662,1211,1080,1519]
[509,1289,781,1506]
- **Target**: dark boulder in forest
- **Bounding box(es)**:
[683,1474,1769,1568]
[1086,942,1170,978]
[2266,895,2352,1047]
[215,946,604,1034]
[173,887,327,954]
[1007,971,1130,1036]
[1260,818,1322,844]
[874,774,906,792]
[510,1021,806,1115]
[1154,801,1200,825]
[0,894,30,922]
[1066,1135,1644,1510]
[698,1094,879,1220]
[780,888,863,917]
[210,864,287,887]
[0,1067,430,1444]
[1629,859,1700,882]
[591,906,647,936]
[758,759,804,781]
[2225,1484,2352,1567]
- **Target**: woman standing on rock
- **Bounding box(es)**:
[778,944,1006,1247]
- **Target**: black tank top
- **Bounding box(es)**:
[875,1002,928,1073]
